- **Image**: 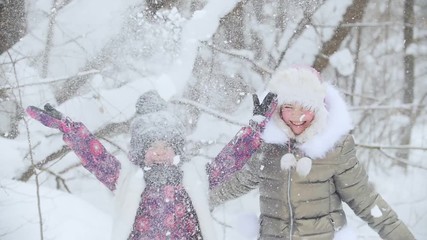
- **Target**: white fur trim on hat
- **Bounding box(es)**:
[267,67,328,143]
[268,67,327,111]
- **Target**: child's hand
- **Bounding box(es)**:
[250,92,278,132]
[252,92,277,116]
[26,104,72,133]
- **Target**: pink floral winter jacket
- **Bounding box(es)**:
[62,122,204,240]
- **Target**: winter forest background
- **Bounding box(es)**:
[1,0,426,239]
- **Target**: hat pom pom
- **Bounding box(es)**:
[296,157,312,177]
[172,155,181,166]
[281,153,297,170]
[136,90,168,115]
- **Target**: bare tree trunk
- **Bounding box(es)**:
[0,0,27,139]
[396,0,415,170]
[0,1,26,138]
[146,0,178,15]
[0,0,26,53]
[275,0,286,30]
[403,0,415,112]
[40,0,74,78]
[312,0,368,72]
[221,1,245,50]
[53,54,110,104]
[351,27,362,105]
[41,1,58,78]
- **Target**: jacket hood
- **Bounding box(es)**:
[261,83,353,159]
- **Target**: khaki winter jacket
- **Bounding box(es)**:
[210,134,415,240]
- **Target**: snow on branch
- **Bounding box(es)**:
[170,97,246,126]
[356,142,427,151]
[205,42,272,75]
[377,148,427,171]
[350,103,426,111]
[2,69,100,91]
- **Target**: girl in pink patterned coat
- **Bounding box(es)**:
[26,91,216,240]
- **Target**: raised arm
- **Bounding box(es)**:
[207,93,277,189]
[26,104,121,191]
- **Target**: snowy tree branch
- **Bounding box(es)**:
[314,22,406,28]
[377,149,427,170]
[1,70,100,91]
[350,103,426,111]
[170,97,247,126]
[356,143,427,151]
[205,42,272,75]
[275,3,321,69]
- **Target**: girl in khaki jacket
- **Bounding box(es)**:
[210,66,415,240]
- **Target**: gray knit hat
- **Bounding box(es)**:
[135,90,168,115]
[129,90,185,167]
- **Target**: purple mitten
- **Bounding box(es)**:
[26,104,72,133]
[250,92,278,131]
[27,104,121,191]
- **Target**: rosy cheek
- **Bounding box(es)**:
[280,110,291,121]
[165,149,175,159]
[144,152,152,161]
[304,111,315,121]
[299,113,314,127]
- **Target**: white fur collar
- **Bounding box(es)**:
[262,84,353,159]
[112,161,144,240]
[111,158,216,240]
[182,159,217,240]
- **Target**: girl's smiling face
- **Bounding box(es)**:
[144,141,175,166]
[280,103,315,135]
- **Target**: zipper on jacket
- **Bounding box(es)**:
[287,170,294,240]
[286,140,296,240]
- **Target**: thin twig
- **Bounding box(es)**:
[275,3,323,70]
[314,21,411,28]
[205,42,272,75]
[1,69,100,91]
[350,103,426,111]
[7,50,44,240]
[58,162,82,175]
[377,149,427,170]
[170,97,247,126]
[357,143,427,151]
[41,169,72,193]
